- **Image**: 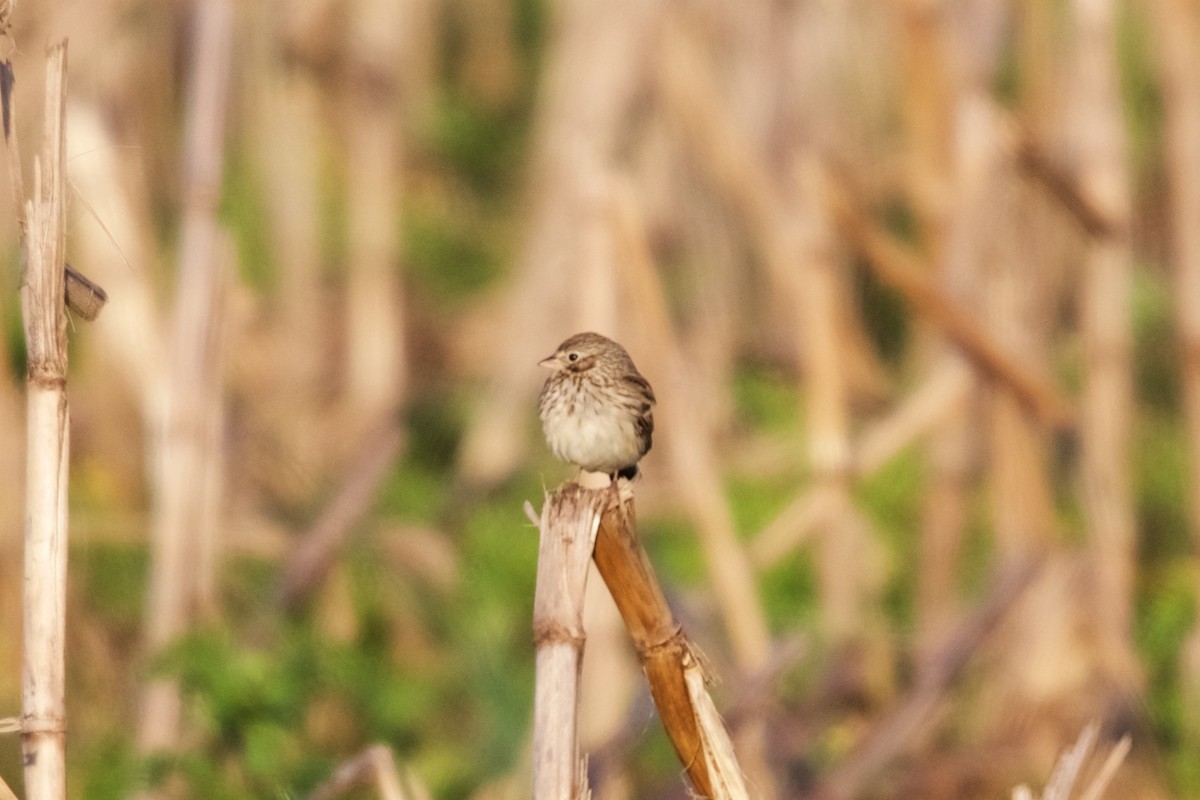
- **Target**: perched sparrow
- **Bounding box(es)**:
[538,332,656,478]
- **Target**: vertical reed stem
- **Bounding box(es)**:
[20,40,70,800]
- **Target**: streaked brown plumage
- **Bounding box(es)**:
[537,332,655,476]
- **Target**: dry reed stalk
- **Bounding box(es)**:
[890,0,977,673]
[915,388,972,669]
[986,190,1056,562]
[655,21,785,289]
[17,39,70,800]
[938,38,1058,567]
[530,481,605,800]
[342,0,407,430]
[138,0,233,756]
[250,6,326,477]
[589,480,749,800]
[1069,0,1137,672]
[792,152,865,642]
[917,19,1013,669]
[305,743,430,800]
[574,162,619,337]
[895,0,953,237]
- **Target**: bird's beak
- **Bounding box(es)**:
[538,354,558,369]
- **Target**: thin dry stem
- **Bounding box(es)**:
[1044,724,1098,800]
[20,39,70,800]
[1078,735,1131,800]
[591,484,749,799]
[1071,0,1138,678]
[342,0,407,427]
[139,0,234,755]
[1013,724,1131,800]
[532,484,605,800]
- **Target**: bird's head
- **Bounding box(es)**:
[538,331,619,373]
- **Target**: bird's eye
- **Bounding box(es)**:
[568,353,579,362]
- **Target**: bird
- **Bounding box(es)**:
[537,332,655,479]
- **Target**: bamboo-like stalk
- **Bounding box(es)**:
[986,183,1056,563]
[890,0,978,675]
[1070,0,1137,671]
[250,4,326,480]
[590,480,749,800]
[531,482,605,800]
[895,0,952,240]
[793,152,862,641]
[342,0,407,430]
[138,0,233,756]
[19,39,70,800]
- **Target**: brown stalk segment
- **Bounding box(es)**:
[591,495,714,798]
